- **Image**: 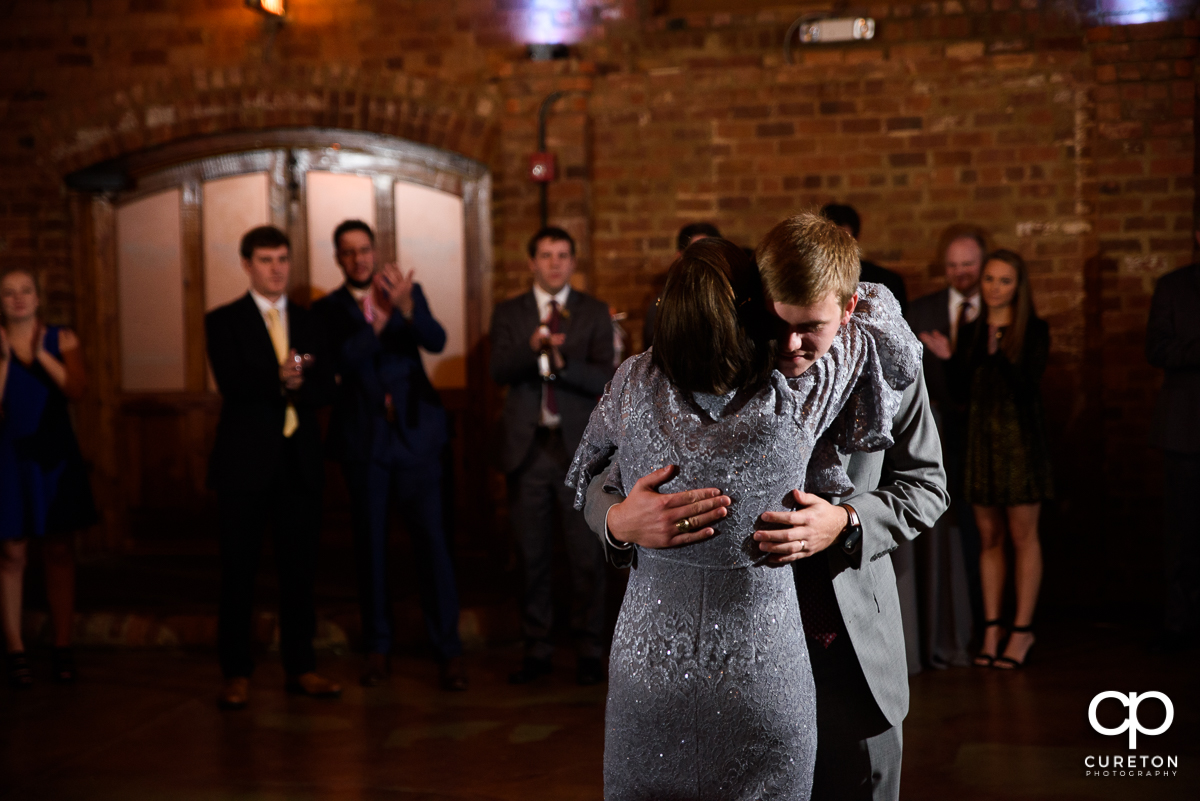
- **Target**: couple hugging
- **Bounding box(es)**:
[566,213,949,800]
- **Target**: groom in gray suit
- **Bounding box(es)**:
[584,236,948,800]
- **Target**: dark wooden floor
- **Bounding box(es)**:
[2,621,1196,800]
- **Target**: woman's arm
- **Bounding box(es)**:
[796,284,923,452]
[33,326,74,394]
[0,326,10,406]
[56,328,86,399]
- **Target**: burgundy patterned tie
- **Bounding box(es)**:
[545,300,560,414]
[794,557,842,649]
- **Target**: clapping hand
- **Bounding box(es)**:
[373,263,416,319]
[918,330,952,360]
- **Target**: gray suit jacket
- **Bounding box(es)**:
[490,288,615,473]
[584,365,948,727]
[1147,263,1200,454]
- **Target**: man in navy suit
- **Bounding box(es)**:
[206,225,340,710]
[313,220,465,690]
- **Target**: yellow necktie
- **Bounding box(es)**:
[265,308,299,438]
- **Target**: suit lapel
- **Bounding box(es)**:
[561,289,585,338]
[334,285,366,325]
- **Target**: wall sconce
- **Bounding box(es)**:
[245,0,285,16]
[784,15,875,63]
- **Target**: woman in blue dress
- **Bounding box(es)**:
[0,268,97,687]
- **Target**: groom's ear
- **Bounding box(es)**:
[839,291,859,326]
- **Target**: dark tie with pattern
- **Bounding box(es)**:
[952,298,969,350]
[546,299,560,414]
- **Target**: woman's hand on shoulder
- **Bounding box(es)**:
[58,328,80,352]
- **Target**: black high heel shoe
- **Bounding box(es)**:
[52,647,77,684]
[973,619,1004,667]
[994,624,1035,670]
[7,651,34,689]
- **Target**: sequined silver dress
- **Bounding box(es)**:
[567,284,921,801]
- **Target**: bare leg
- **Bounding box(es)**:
[43,536,76,648]
[999,503,1041,664]
[1,540,29,653]
[973,505,1007,662]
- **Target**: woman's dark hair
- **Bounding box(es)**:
[982,248,1036,363]
[651,238,774,396]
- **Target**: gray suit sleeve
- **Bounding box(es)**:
[848,365,950,563]
[584,458,635,568]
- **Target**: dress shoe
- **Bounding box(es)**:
[439,656,469,692]
[508,656,553,685]
[361,653,390,687]
[52,647,78,684]
[576,656,605,686]
[217,677,250,710]
[285,672,343,699]
[6,651,34,690]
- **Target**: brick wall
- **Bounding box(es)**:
[1,1,1196,603]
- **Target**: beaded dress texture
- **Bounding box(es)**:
[566,284,922,801]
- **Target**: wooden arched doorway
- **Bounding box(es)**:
[68,129,493,552]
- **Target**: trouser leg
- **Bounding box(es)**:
[218,491,266,679]
[1163,451,1200,635]
[346,461,393,655]
[810,634,898,801]
[508,435,558,661]
[555,467,606,660]
[395,462,462,660]
[273,454,320,678]
[943,412,982,629]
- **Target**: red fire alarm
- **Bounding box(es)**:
[529,152,556,183]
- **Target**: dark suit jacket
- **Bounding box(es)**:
[313,284,448,466]
[1147,263,1200,453]
[861,260,908,317]
[906,287,953,413]
[205,293,333,493]
[490,288,615,474]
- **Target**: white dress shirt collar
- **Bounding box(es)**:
[249,289,288,317]
[532,283,571,321]
[948,286,979,314]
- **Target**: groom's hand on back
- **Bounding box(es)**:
[754,490,846,565]
[607,465,730,549]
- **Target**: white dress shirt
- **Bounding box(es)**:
[250,289,289,346]
[533,283,571,428]
[947,287,980,349]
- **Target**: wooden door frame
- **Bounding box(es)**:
[71,129,493,552]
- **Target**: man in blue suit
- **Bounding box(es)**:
[313,220,465,690]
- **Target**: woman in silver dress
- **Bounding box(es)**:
[567,223,921,801]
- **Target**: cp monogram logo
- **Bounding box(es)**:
[1088,691,1174,749]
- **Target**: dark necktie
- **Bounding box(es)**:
[546,300,561,415]
[952,298,969,350]
[794,555,842,649]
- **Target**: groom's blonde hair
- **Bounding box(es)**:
[756,213,860,307]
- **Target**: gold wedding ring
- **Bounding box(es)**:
[675,517,693,534]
